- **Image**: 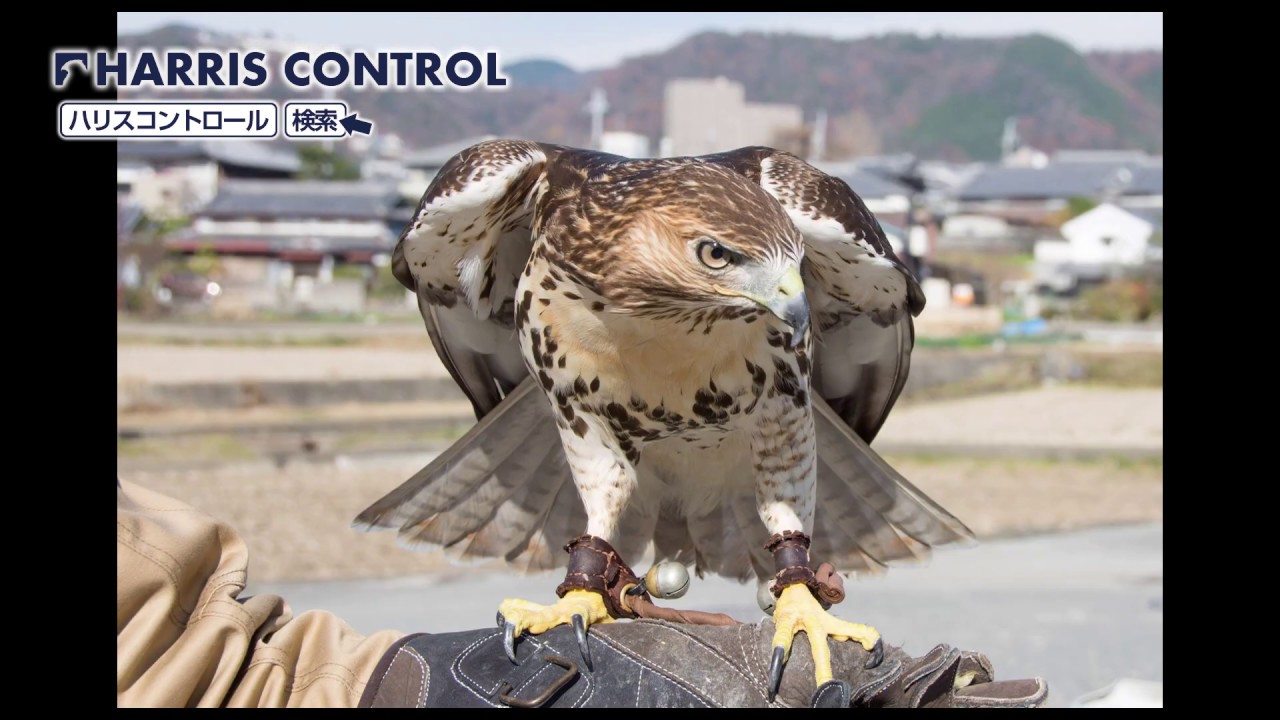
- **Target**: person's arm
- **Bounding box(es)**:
[117,479,402,707]
[117,479,1046,708]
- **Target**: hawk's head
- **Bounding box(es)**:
[575,161,809,345]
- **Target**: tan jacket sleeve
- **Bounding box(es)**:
[116,479,404,707]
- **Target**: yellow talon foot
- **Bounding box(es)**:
[496,590,614,667]
[768,584,883,699]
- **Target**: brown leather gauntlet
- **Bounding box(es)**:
[556,535,643,619]
[765,531,846,608]
[556,535,739,626]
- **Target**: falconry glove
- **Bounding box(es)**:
[358,619,1048,708]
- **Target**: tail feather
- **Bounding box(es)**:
[407,436,558,548]
[811,455,895,574]
[611,497,660,569]
[352,382,973,582]
[516,468,588,572]
[813,397,974,548]
[652,500,696,567]
[686,498,757,582]
[730,492,776,582]
[353,380,579,569]
[453,442,567,562]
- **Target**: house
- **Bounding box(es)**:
[166,180,402,314]
[117,141,302,219]
[1032,203,1161,293]
[941,214,1011,240]
[834,155,983,221]
[1116,165,1163,210]
[173,179,400,263]
[955,156,1163,227]
[359,133,410,182]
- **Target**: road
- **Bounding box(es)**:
[877,385,1163,453]
[249,522,1163,707]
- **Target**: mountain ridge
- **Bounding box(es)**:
[116,24,1162,161]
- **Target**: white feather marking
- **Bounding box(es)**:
[758,156,907,323]
[457,248,486,314]
[398,144,545,318]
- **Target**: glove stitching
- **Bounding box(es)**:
[404,646,429,708]
[591,630,714,707]
[450,631,505,706]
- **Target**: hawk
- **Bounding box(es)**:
[355,140,973,697]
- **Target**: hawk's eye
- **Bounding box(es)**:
[697,240,733,270]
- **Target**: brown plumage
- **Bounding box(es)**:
[355,140,971,586]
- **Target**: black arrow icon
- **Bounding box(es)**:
[339,113,373,136]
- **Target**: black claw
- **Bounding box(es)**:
[768,645,786,702]
[865,638,884,669]
[503,621,519,664]
[572,614,593,671]
[496,611,505,629]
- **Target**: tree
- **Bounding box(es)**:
[1066,196,1097,219]
[296,144,361,181]
[1047,196,1100,228]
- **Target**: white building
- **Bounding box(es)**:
[1033,203,1162,292]
[600,131,652,158]
[116,141,301,220]
[942,214,1012,240]
[663,77,803,157]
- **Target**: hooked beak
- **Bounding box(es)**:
[765,266,809,348]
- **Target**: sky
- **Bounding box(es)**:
[116,12,1163,71]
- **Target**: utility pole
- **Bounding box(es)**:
[898,160,929,280]
[1000,116,1019,163]
[584,88,609,151]
[810,108,827,163]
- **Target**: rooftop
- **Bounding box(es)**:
[1052,150,1161,166]
[168,232,392,254]
[957,162,1161,201]
[198,180,399,220]
[833,168,913,200]
[117,141,301,174]
[1123,166,1163,196]
[1127,207,1164,233]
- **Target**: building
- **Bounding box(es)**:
[165,180,402,314]
[117,141,301,219]
[1053,150,1156,165]
[663,77,804,157]
[600,131,652,159]
[1115,165,1163,210]
[174,180,400,263]
[955,156,1163,227]
[1032,203,1162,293]
[358,133,410,182]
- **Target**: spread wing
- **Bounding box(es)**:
[704,147,925,443]
[392,139,560,419]
[359,140,594,567]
